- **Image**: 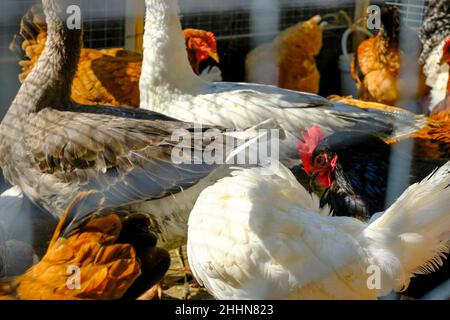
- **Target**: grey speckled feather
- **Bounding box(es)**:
[419,0,450,64]
[0,0,229,237]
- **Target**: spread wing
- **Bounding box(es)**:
[180,82,425,140]
[21,107,222,232]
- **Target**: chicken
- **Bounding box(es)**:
[297,126,446,220]
[2,0,249,256]
[419,0,450,111]
[187,161,450,299]
[1,192,140,299]
[183,28,220,75]
[329,95,450,160]
[199,65,223,83]
[432,95,450,119]
[412,118,450,160]
[1,191,170,300]
[140,0,425,158]
[351,5,427,105]
[429,37,450,116]
[298,126,450,299]
[245,15,324,93]
[116,213,171,300]
[9,4,220,108]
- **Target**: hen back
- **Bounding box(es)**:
[352,5,427,105]
[245,15,323,93]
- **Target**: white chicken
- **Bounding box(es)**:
[187,161,450,299]
[140,0,424,144]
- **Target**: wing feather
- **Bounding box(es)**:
[20,108,220,229]
[159,82,424,140]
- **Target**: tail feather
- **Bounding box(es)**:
[370,161,450,278]
[366,108,426,141]
[52,191,105,243]
[328,96,426,142]
[331,100,426,141]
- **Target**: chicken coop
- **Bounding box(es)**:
[0,0,431,109]
[0,0,449,302]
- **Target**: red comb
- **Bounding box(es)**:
[206,32,217,51]
[441,37,450,64]
[297,125,324,174]
[445,37,450,50]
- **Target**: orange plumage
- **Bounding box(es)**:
[0,283,14,299]
[352,36,400,104]
[11,5,219,108]
[351,6,427,105]
[245,15,323,94]
[0,192,142,300]
[184,28,220,75]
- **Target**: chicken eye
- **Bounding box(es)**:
[315,154,327,166]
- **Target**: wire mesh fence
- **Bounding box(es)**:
[0,0,449,300]
[180,0,356,40]
[0,0,126,60]
[386,0,428,30]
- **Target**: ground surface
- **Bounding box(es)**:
[159,246,213,300]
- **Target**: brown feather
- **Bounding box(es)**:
[12,5,218,108]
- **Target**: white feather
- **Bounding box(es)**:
[140,0,423,142]
[125,122,287,251]
[187,161,450,299]
[126,166,231,251]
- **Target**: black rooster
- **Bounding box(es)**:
[298,126,450,299]
[297,126,446,220]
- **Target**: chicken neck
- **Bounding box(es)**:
[140,0,205,110]
[9,0,82,116]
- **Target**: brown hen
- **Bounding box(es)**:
[351,6,427,105]
[10,5,219,108]
[0,192,169,300]
[245,15,323,93]
[12,192,141,300]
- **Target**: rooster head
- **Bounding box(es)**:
[297,125,338,188]
[183,28,220,63]
[440,37,450,66]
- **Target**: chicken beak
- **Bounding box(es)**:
[209,52,220,63]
